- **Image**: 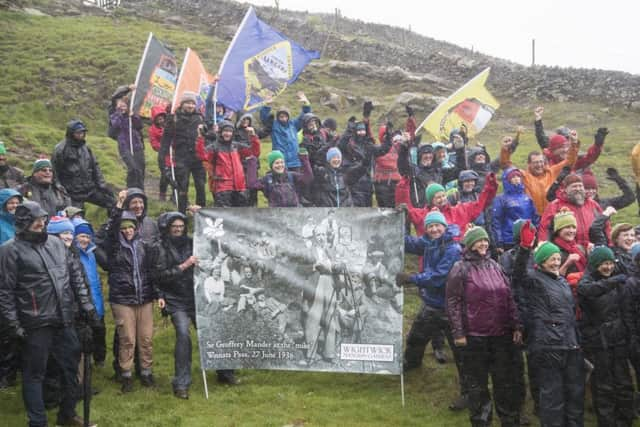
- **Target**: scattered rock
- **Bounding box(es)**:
[23,8,49,16]
[630,101,640,112]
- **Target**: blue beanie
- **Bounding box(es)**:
[424,211,447,228]
[73,218,94,237]
[327,147,342,162]
[47,216,74,235]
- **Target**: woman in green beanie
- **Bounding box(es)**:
[550,209,587,276]
[513,220,585,426]
[245,149,312,207]
[446,226,523,426]
[577,246,633,426]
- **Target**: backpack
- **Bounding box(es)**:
[107,104,119,140]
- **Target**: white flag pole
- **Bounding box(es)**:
[171,48,192,114]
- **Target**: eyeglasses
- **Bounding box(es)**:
[170,224,185,229]
[37,168,53,172]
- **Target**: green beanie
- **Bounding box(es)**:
[553,210,577,233]
[120,220,136,230]
[425,183,445,206]
[512,219,526,242]
[424,211,447,228]
[534,241,560,265]
[33,158,52,173]
[267,150,285,169]
[463,226,489,249]
[0,142,6,155]
[588,246,615,271]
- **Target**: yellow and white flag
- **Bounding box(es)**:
[417,67,500,141]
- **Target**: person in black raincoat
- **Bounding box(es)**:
[578,246,634,427]
[311,147,365,208]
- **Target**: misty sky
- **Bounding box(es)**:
[240,0,638,75]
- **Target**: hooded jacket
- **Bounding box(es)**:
[260,104,311,169]
[110,111,144,155]
[0,188,21,244]
[74,220,104,318]
[123,188,159,244]
[0,163,24,190]
[202,129,260,194]
[512,246,580,353]
[446,249,521,339]
[404,225,462,309]
[149,106,173,168]
[300,113,331,168]
[159,107,204,170]
[491,167,539,247]
[18,176,71,217]
[0,201,94,331]
[101,209,156,305]
[52,120,109,199]
[246,154,313,207]
[154,212,195,313]
[312,161,367,207]
[578,268,627,350]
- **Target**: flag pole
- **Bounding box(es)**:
[128,32,153,157]
[169,145,179,207]
[172,48,191,114]
[213,7,254,123]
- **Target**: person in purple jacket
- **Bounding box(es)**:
[110,96,145,189]
[446,226,523,427]
[246,149,313,207]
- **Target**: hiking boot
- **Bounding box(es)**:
[448,394,469,411]
[174,388,189,400]
[217,371,240,385]
[140,374,155,387]
[121,377,133,393]
[56,415,96,427]
[434,348,447,364]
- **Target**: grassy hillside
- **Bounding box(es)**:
[1,8,638,426]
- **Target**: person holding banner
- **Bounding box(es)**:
[161,91,207,213]
[260,92,311,171]
[110,96,146,189]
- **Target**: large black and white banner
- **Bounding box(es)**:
[194,208,404,375]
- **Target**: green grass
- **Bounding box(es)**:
[1,8,637,426]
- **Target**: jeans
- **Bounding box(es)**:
[171,310,195,390]
[21,326,81,427]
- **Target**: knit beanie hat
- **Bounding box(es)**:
[588,246,615,270]
[463,226,489,249]
[120,220,136,230]
[47,216,74,235]
[73,218,94,238]
[326,147,342,162]
[0,142,6,155]
[581,173,597,190]
[506,168,523,182]
[553,210,577,233]
[562,173,582,188]
[63,206,84,218]
[534,241,561,265]
[267,150,285,169]
[611,223,633,243]
[549,134,568,151]
[424,211,447,228]
[33,158,52,173]
[512,219,526,242]
[179,91,198,105]
[425,183,446,206]
[355,122,366,131]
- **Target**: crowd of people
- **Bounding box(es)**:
[0,80,639,427]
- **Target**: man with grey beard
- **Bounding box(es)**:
[538,173,608,247]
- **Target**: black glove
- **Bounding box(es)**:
[78,324,93,354]
[606,167,621,180]
[405,105,414,117]
[396,272,413,287]
[594,127,609,146]
[85,310,102,329]
[606,274,627,286]
[363,101,374,118]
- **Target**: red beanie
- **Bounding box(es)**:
[563,173,583,188]
[549,134,568,151]
[581,173,598,190]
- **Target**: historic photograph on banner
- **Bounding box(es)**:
[193,208,404,375]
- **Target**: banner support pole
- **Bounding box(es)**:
[400,372,405,408]
[202,369,209,399]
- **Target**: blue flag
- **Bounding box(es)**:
[215,7,320,112]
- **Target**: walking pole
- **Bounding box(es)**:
[202,369,209,400]
[128,115,134,156]
[169,146,179,206]
[82,329,92,427]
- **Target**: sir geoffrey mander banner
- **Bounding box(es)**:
[193,208,404,375]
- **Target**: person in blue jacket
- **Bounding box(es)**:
[396,210,468,408]
[260,91,311,170]
[73,218,107,366]
[0,188,22,245]
[491,167,539,252]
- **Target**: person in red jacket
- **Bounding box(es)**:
[148,105,171,201]
[397,172,498,238]
[202,121,260,207]
[538,173,608,248]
